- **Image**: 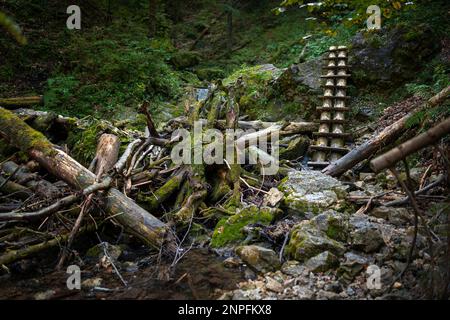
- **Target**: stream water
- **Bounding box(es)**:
[0,248,245,300]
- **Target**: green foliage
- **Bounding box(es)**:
[44,76,79,111]
[278,0,418,27]
[303,23,357,60]
[42,21,185,119]
[404,55,450,128]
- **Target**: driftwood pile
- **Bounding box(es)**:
[0,84,318,269]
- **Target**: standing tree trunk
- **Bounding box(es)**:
[226,6,233,54]
[148,0,158,38]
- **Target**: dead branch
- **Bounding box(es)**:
[322,86,450,177]
[371,117,450,173]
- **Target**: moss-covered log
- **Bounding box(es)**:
[138,170,186,211]
[0,107,176,255]
[0,96,43,109]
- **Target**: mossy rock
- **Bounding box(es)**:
[235,245,281,273]
[350,24,440,88]
[210,205,278,248]
[279,170,349,216]
[285,220,346,262]
[170,50,201,69]
[304,251,339,273]
[311,210,350,242]
[279,136,310,160]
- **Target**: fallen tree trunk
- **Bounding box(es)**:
[0,176,32,200]
[0,107,176,255]
[2,161,61,199]
[322,86,450,177]
[371,117,450,173]
[0,96,43,109]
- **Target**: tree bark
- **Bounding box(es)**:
[322,86,450,177]
[148,0,158,38]
[92,133,120,177]
[0,107,176,255]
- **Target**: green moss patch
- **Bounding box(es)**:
[0,108,54,155]
[210,205,276,248]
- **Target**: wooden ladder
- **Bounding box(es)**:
[309,46,350,169]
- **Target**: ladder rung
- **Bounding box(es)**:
[316,107,350,112]
[322,65,351,70]
[319,95,350,99]
[327,47,348,52]
[319,119,348,124]
[323,56,348,60]
[313,132,351,139]
[309,145,349,154]
[307,161,330,168]
[323,84,348,88]
[321,74,351,78]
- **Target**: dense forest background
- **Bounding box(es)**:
[1,0,448,124]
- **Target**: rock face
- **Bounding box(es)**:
[286,220,346,262]
[235,245,281,273]
[370,206,411,226]
[223,64,318,122]
[351,24,440,88]
[276,58,322,91]
[279,170,349,215]
[338,252,371,283]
